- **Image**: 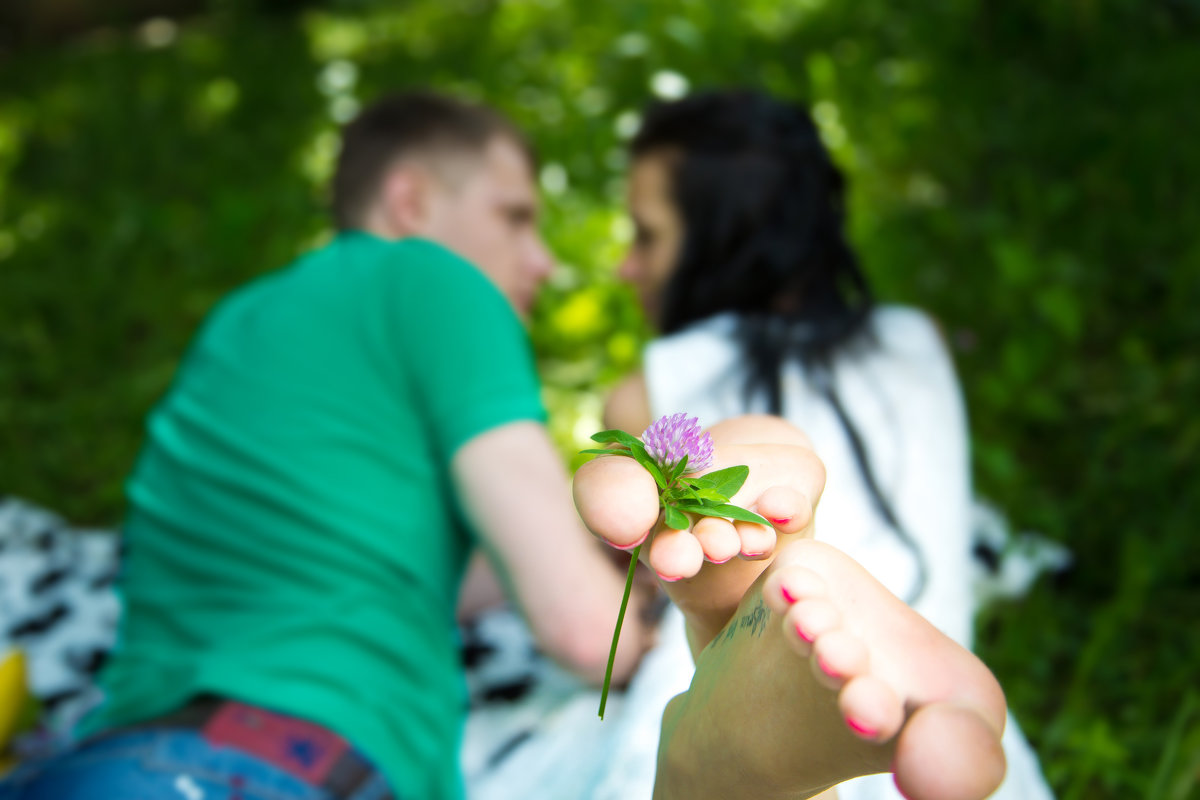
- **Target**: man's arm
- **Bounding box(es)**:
[456,551,508,623]
[451,420,656,685]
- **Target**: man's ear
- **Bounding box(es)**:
[376,163,434,237]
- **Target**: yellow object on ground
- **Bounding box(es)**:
[0,648,32,776]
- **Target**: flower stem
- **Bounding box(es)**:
[598,541,643,719]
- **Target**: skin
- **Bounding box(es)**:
[365,136,555,318]
[577,416,818,653]
[618,151,684,328]
[574,416,1008,800]
[356,135,657,684]
[607,151,686,448]
[598,153,1008,798]
[366,129,1008,798]
[607,153,790,596]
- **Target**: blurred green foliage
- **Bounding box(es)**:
[1,1,1198,796]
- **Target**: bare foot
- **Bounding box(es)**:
[655,538,1007,800]
[574,415,823,652]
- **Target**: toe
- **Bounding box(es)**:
[573,455,661,549]
[811,629,868,689]
[648,527,705,582]
[893,704,1006,800]
[693,516,740,564]
[736,520,776,559]
[754,486,813,534]
[838,675,904,742]
[784,598,841,653]
[763,565,827,613]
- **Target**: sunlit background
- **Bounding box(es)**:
[2,1,1198,796]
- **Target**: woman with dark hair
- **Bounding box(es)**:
[606,89,1053,800]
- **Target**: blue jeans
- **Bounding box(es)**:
[0,729,394,800]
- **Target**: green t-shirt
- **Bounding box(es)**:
[85,233,546,799]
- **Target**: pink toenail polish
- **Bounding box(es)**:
[657,573,683,583]
[742,551,765,558]
[817,656,841,679]
[794,623,815,643]
[709,555,734,565]
[846,718,878,738]
[768,517,791,526]
[613,530,650,552]
[781,586,796,604]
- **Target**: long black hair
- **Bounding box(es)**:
[631,89,926,600]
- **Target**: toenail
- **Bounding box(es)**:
[741,551,765,558]
[768,517,791,526]
[657,573,684,583]
[817,656,841,679]
[846,717,878,739]
[794,622,815,643]
[709,555,734,565]
[613,530,650,552]
[781,586,796,604]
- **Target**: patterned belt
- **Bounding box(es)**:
[105,695,393,799]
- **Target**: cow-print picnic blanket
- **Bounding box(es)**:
[0,496,119,755]
[0,494,1066,798]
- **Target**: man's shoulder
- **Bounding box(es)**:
[332,232,503,297]
[336,231,470,270]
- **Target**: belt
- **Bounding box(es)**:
[104,695,392,799]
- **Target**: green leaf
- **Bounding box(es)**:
[692,487,729,503]
[579,448,632,456]
[660,487,696,508]
[692,465,749,499]
[590,429,645,450]
[628,445,667,489]
[669,455,689,483]
[663,485,722,507]
[663,505,690,530]
[675,502,771,527]
[589,429,665,488]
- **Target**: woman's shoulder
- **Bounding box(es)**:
[870,304,940,336]
[867,305,947,357]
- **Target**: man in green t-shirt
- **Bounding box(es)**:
[0,92,1010,800]
[38,92,661,799]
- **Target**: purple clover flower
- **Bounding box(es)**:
[641,412,714,474]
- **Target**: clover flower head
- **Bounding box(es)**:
[641,412,713,474]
